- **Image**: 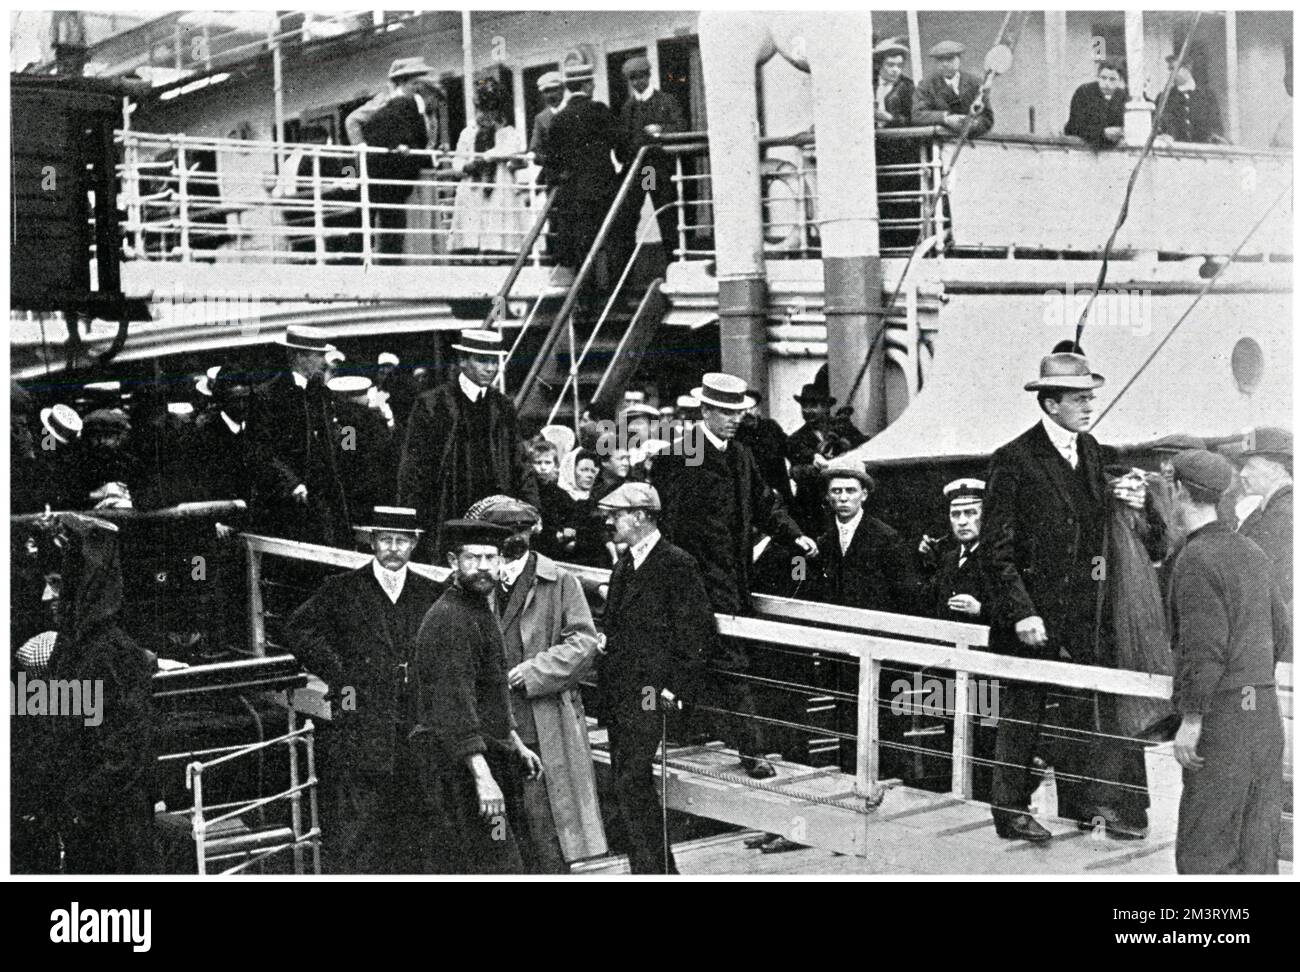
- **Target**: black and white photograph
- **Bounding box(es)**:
[6,3,1294,894]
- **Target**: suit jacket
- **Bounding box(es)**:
[185,410,255,505]
[617,89,686,165]
[654,436,804,613]
[360,93,430,202]
[497,552,606,861]
[913,70,994,136]
[528,105,558,172]
[397,379,538,552]
[1158,86,1223,144]
[287,563,444,773]
[1064,81,1127,147]
[544,94,620,207]
[599,537,712,727]
[922,539,991,624]
[875,74,915,128]
[736,415,793,504]
[814,513,921,614]
[1238,484,1292,605]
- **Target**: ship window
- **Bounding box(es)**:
[1231,336,1263,394]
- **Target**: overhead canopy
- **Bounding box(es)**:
[850,288,1291,465]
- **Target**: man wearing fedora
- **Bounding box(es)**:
[287,505,444,872]
[913,40,994,138]
[412,518,543,873]
[1232,427,1292,607]
[465,495,606,873]
[982,350,1163,842]
[787,382,866,535]
[398,328,538,556]
[249,325,352,547]
[345,56,436,146]
[1164,450,1290,873]
[653,373,816,778]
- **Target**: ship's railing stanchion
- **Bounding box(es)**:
[310,150,326,264]
[176,136,190,262]
[855,651,880,797]
[950,666,973,798]
[358,148,373,266]
[246,538,266,656]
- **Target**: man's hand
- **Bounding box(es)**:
[1174,715,1205,771]
[811,452,829,469]
[1103,126,1123,144]
[794,535,818,558]
[215,522,235,540]
[875,108,893,126]
[918,534,940,557]
[507,663,528,691]
[292,483,309,505]
[472,769,505,818]
[643,123,663,136]
[1111,470,1147,510]
[948,594,981,616]
[1015,616,1048,647]
[944,113,967,130]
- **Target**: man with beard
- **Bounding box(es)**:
[287,506,443,873]
[465,495,606,872]
[412,519,543,873]
[398,328,538,555]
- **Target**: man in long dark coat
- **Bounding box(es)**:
[913,40,994,138]
[411,519,544,873]
[1157,54,1225,145]
[598,483,710,873]
[1232,427,1292,607]
[1165,450,1290,873]
[1064,60,1128,148]
[653,373,816,778]
[286,506,443,873]
[248,325,352,547]
[397,328,538,556]
[982,351,1164,842]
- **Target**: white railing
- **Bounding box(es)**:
[117,130,550,267]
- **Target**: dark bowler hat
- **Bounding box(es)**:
[944,477,985,507]
[443,518,512,550]
[621,55,651,76]
[1238,426,1292,461]
[1024,352,1105,391]
[356,505,424,534]
[39,404,82,445]
[1169,449,1234,499]
[822,460,874,491]
[451,328,505,356]
[692,372,757,411]
[279,324,337,353]
[465,494,541,529]
[794,382,836,406]
[929,40,966,58]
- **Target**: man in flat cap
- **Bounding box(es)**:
[249,325,351,546]
[287,506,444,872]
[345,56,435,145]
[913,40,994,138]
[598,482,712,872]
[982,351,1164,842]
[653,373,816,778]
[528,71,567,173]
[1165,450,1290,872]
[465,495,606,873]
[398,328,538,555]
[69,407,139,511]
[1232,427,1292,606]
[412,518,543,873]
[543,58,620,289]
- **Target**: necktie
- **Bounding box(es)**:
[958,545,969,569]
[497,580,512,615]
[1063,440,1078,469]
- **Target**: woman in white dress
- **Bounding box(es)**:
[448,78,529,254]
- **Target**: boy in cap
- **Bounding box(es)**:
[913,40,994,137]
[1166,450,1290,872]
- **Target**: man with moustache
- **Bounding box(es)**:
[412,519,544,873]
[287,506,443,873]
[918,478,991,623]
[1232,427,1293,608]
[465,495,606,873]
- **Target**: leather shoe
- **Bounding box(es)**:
[760,836,809,855]
[994,813,1052,843]
[741,758,776,780]
[744,832,779,850]
[1076,807,1146,841]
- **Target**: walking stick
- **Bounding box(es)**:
[659,688,678,874]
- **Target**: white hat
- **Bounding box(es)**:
[377,352,400,367]
[40,404,83,445]
[691,372,756,411]
[451,329,505,356]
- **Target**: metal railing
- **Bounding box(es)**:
[117,130,551,266]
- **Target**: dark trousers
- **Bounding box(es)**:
[318,738,430,874]
[710,635,768,763]
[513,750,570,875]
[370,196,410,263]
[1177,687,1284,874]
[426,750,525,874]
[609,716,677,874]
[611,160,680,272]
[991,680,1149,824]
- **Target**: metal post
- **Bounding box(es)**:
[358,149,373,265]
[1224,11,1240,145]
[246,541,266,655]
[189,762,207,874]
[674,154,686,261]
[1123,11,1154,145]
[287,707,304,874]
[855,652,880,797]
[304,719,321,875]
[270,29,285,158]
[461,11,475,124]
[176,137,190,261]
[951,668,972,798]
[906,10,923,75]
[1043,10,1068,135]
[311,150,325,264]
[568,315,580,434]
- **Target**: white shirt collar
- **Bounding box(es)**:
[630,529,661,569]
[632,85,656,104]
[946,73,962,94]
[371,559,408,604]
[458,370,486,403]
[1176,77,1197,93]
[700,422,728,453]
[836,508,864,552]
[292,371,309,389]
[1041,415,1078,458]
[499,554,528,588]
[221,411,244,435]
[566,485,591,501]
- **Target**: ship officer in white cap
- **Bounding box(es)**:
[919,478,990,622]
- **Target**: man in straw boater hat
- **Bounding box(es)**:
[398,328,538,556]
[248,324,351,546]
[287,506,444,873]
[597,482,711,872]
[1229,426,1292,606]
[465,495,606,873]
[411,518,544,873]
[652,373,817,780]
[1164,450,1290,873]
[982,350,1165,843]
